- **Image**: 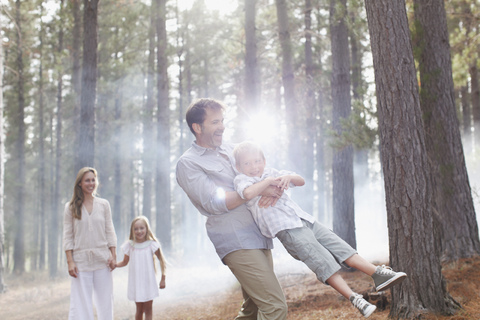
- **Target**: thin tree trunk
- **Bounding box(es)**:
[330,0,356,248]
[72,0,82,173]
[275,0,301,173]
[364,0,459,316]
[113,84,123,242]
[13,0,26,274]
[38,4,46,270]
[155,0,171,251]
[243,0,259,131]
[413,0,480,262]
[460,85,471,137]
[0,10,6,292]
[143,2,156,220]
[77,0,99,170]
[303,0,315,215]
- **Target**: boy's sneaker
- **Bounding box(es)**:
[350,293,376,318]
[372,265,407,291]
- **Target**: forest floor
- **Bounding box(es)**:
[0,256,480,320]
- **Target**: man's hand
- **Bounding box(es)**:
[258,185,283,208]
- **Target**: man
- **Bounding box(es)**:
[176,98,288,319]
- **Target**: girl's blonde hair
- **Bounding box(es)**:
[68,167,98,220]
[129,216,167,275]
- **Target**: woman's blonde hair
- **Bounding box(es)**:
[68,167,98,220]
[129,216,167,275]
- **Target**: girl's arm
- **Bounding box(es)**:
[243,177,277,201]
[154,248,167,289]
[116,254,129,268]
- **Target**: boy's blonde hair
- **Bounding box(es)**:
[233,141,265,165]
[129,216,167,274]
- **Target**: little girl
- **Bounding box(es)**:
[117,216,167,320]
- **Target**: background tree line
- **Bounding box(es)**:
[0,0,479,317]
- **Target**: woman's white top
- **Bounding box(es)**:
[63,197,117,272]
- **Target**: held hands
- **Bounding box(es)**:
[107,257,117,271]
[68,261,79,278]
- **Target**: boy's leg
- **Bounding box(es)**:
[92,267,114,320]
[326,273,354,299]
[69,271,95,320]
[276,225,341,283]
[308,221,357,264]
[223,249,288,320]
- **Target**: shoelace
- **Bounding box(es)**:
[352,295,369,311]
[377,265,395,275]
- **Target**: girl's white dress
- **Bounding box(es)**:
[121,240,160,302]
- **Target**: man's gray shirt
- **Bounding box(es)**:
[176,142,273,261]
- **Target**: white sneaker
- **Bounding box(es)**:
[350,293,376,318]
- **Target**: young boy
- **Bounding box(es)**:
[233,141,407,318]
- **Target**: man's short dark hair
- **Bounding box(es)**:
[185,98,226,135]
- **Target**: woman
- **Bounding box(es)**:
[63,167,117,320]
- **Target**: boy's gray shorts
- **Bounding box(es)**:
[276,219,357,284]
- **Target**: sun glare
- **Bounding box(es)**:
[243,111,279,146]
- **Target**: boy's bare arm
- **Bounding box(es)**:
[243,177,277,201]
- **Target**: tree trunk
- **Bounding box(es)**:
[470,64,480,141]
[155,0,172,251]
[50,0,65,278]
[364,0,459,317]
[13,0,26,274]
[71,0,82,173]
[77,0,99,170]
[113,84,123,242]
[143,1,156,220]
[303,0,315,215]
[349,1,369,182]
[275,0,301,173]
[460,85,471,138]
[243,0,259,135]
[413,0,480,262]
[330,0,356,248]
[37,5,46,270]
[0,11,6,292]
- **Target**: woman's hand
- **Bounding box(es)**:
[68,260,79,278]
[108,257,117,271]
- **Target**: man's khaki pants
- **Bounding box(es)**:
[223,249,288,320]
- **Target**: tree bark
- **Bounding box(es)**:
[0,10,6,292]
[71,0,82,173]
[155,0,172,251]
[50,0,65,279]
[364,0,459,316]
[13,0,26,274]
[244,0,260,126]
[77,0,99,170]
[143,1,156,220]
[303,0,315,215]
[330,0,356,248]
[413,0,480,262]
[275,0,301,173]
